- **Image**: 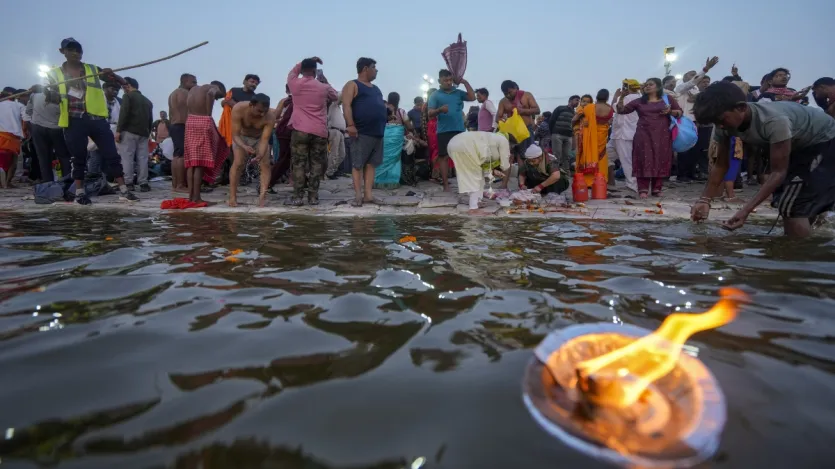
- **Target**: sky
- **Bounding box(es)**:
[3,0,831,120]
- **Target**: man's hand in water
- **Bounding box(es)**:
[723,208,749,231]
[691,201,710,222]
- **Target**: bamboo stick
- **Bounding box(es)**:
[0,41,209,102]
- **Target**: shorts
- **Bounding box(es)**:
[350,134,383,169]
[169,123,185,158]
[437,131,462,157]
[232,135,259,155]
[777,137,835,219]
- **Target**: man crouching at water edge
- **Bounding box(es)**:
[691,82,835,237]
[446,131,511,215]
[519,144,569,196]
[229,93,275,207]
[184,81,228,204]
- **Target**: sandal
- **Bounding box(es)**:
[639,192,649,200]
[652,192,663,198]
[284,197,304,206]
[350,197,363,207]
[308,194,320,206]
[363,197,384,205]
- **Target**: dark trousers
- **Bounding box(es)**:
[677,125,712,178]
[31,124,71,183]
[63,115,123,181]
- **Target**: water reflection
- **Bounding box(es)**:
[0,212,834,468]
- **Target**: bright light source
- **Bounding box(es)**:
[422,74,429,80]
[429,78,435,84]
[665,53,678,62]
[37,71,47,78]
[422,93,428,100]
[675,74,683,80]
[38,64,50,72]
[420,83,429,92]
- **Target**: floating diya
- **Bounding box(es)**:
[523,288,747,468]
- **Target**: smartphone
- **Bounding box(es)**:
[316,69,325,82]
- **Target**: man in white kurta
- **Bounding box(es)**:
[447,131,511,211]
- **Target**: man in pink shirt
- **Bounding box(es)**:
[286,56,338,206]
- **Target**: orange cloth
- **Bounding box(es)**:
[0,131,21,154]
[217,90,234,146]
[577,104,612,186]
[161,198,208,209]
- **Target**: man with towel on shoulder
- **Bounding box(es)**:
[446,131,511,215]
[184,80,227,203]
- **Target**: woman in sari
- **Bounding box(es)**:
[572,90,613,187]
[571,95,593,174]
[374,92,410,189]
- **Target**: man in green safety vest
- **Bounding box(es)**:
[45,37,139,205]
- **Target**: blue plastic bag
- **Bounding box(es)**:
[662,95,698,153]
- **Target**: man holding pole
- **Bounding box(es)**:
[44,37,138,204]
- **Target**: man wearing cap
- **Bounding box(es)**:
[519,144,568,196]
[44,38,138,204]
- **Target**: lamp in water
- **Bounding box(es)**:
[523,288,747,468]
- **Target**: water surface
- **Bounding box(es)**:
[1,212,834,468]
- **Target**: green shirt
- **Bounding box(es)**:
[713,102,835,149]
[117,90,153,138]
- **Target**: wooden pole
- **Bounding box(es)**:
[0,41,209,102]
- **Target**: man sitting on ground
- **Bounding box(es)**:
[228,93,275,207]
[691,81,835,237]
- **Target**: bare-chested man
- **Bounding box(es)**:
[167,73,196,193]
[496,80,540,167]
[229,93,276,207]
[184,80,227,203]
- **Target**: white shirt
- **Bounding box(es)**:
[673,70,706,119]
[160,137,174,160]
[0,100,25,138]
[481,99,498,130]
[327,99,346,131]
[611,93,640,140]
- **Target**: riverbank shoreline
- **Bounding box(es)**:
[1,174,778,222]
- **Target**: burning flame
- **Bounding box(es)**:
[576,287,747,409]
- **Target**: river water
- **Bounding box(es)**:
[0,212,834,469]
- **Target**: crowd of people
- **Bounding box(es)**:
[1,38,834,237]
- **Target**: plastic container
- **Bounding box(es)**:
[572,172,589,202]
[591,172,607,200]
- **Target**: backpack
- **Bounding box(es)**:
[662,95,698,153]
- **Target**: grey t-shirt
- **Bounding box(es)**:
[713,101,835,149]
[25,92,60,129]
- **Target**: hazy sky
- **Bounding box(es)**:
[3,0,830,119]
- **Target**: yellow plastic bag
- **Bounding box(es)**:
[497,109,530,143]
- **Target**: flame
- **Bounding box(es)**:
[576,287,747,409]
